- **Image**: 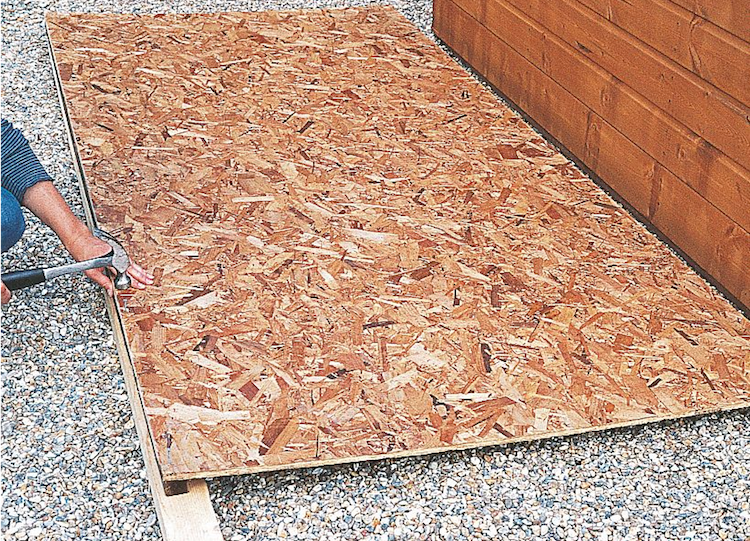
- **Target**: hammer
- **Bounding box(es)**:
[1,228,131,291]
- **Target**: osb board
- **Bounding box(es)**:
[46,6,750,481]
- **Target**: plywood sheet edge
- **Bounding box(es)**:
[164,401,750,481]
[45,16,223,540]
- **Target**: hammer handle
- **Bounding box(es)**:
[2,269,46,291]
[1,253,113,292]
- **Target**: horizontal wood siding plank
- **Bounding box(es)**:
[651,171,750,307]
[433,0,750,305]
[451,0,750,231]
[667,0,750,42]
[494,0,750,171]
[576,0,750,106]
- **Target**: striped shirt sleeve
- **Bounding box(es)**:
[1,118,53,204]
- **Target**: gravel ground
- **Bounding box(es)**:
[2,1,749,540]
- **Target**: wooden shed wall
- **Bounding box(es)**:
[433,0,750,309]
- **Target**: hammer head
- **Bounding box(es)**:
[93,228,131,290]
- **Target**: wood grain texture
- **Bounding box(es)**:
[48,6,750,481]
[492,0,750,171]
[576,0,750,107]
[434,0,750,306]
[667,0,750,43]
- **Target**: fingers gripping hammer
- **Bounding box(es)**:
[1,228,131,291]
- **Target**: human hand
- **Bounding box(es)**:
[66,231,154,296]
[20,182,154,296]
[1,281,10,304]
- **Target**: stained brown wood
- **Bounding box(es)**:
[450,0,750,233]
[576,0,750,106]
[492,0,750,171]
[667,0,750,43]
[434,0,750,305]
[650,171,750,308]
[48,7,750,481]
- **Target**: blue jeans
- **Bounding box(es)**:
[1,188,25,252]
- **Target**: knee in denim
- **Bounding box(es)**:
[1,188,26,252]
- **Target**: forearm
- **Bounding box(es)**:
[21,181,90,253]
[1,120,87,249]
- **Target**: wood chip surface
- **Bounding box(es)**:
[47,6,750,481]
